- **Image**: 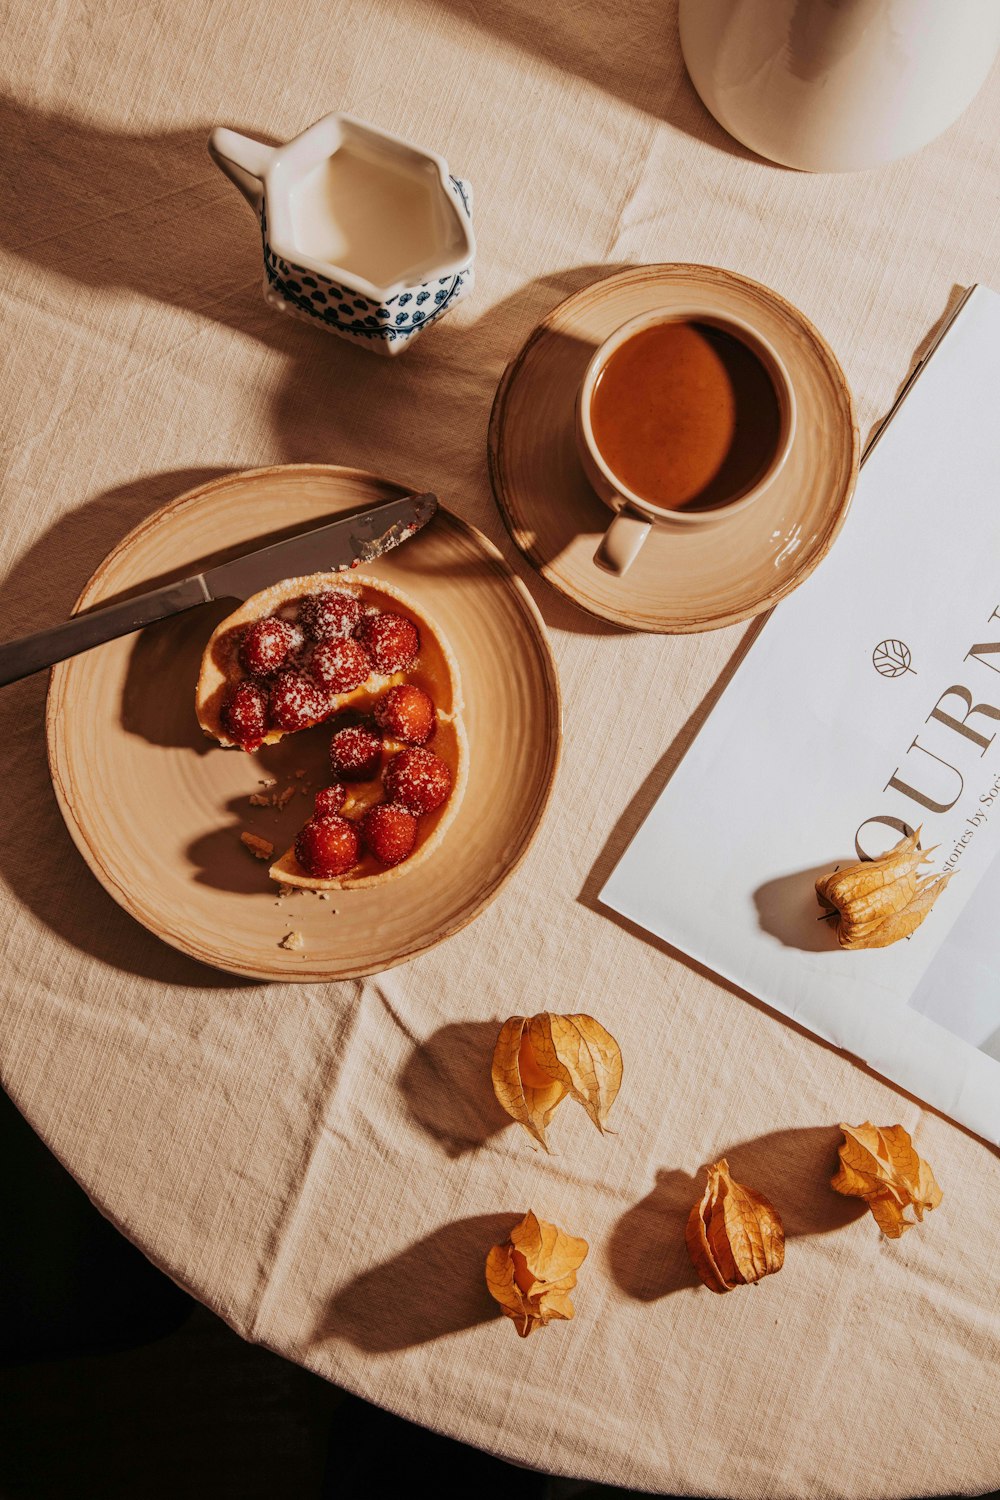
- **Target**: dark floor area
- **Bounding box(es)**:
[0,1088,625,1499]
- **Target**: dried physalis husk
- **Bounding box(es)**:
[491,1013,623,1150]
[485,1210,589,1338]
[816,828,952,949]
[831,1121,942,1238]
[685,1159,785,1294]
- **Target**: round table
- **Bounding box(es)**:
[3,4,999,1495]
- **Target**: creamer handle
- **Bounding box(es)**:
[208,128,274,210]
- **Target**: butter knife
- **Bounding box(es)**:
[0,492,437,688]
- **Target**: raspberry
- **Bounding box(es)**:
[374,684,435,745]
[268,671,329,732]
[221,679,269,750]
[299,590,362,643]
[330,723,382,780]
[314,783,347,817]
[310,638,372,694]
[294,814,360,879]
[239,617,301,678]
[355,611,419,673]
[384,747,452,813]
[360,804,418,867]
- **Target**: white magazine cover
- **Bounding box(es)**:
[601,285,1000,1145]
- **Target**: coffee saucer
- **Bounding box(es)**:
[488,264,859,632]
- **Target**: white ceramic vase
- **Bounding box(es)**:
[679,0,1000,172]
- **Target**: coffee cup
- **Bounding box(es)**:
[576,309,796,575]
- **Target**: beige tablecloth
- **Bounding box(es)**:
[3,4,999,1495]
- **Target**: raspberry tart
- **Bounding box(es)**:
[196,573,467,889]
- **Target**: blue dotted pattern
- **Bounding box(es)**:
[260,176,472,345]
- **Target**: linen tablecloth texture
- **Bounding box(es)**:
[3,4,999,1496]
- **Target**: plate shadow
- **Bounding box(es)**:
[0,468,248,988]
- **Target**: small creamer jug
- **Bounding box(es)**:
[209,112,475,354]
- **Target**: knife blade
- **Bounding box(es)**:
[0,492,437,688]
[202,493,437,602]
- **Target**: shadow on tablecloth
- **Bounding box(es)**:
[399,1019,512,1156]
[405,0,762,162]
[0,464,256,989]
[317,1212,519,1352]
[609,1125,866,1302]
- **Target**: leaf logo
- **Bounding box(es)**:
[873,639,915,678]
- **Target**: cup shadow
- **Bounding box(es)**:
[398,1021,512,1157]
[609,1124,867,1301]
[316,1213,519,1352]
[486,319,623,588]
[0,467,249,988]
[267,261,634,639]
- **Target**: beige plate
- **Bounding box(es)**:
[489,263,859,632]
[46,466,562,981]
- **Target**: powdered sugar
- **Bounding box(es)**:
[385,747,452,813]
[310,637,372,693]
[269,671,330,731]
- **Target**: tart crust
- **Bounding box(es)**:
[195,573,467,889]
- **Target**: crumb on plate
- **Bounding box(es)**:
[240,831,273,859]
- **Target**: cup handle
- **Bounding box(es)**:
[594,503,652,575]
[208,128,274,210]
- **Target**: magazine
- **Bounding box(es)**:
[600,285,1000,1145]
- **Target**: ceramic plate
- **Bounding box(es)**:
[489,263,859,632]
[46,466,561,980]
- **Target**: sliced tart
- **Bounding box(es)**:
[196,573,467,888]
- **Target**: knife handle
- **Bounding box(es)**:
[0,575,212,688]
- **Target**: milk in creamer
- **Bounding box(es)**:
[288,144,443,288]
